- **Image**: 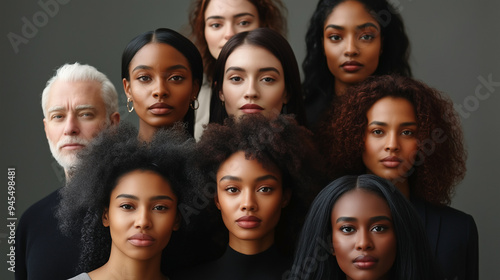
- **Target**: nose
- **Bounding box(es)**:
[152,79,169,100]
[243,80,259,100]
[240,190,257,212]
[355,230,374,251]
[63,114,80,136]
[135,207,152,230]
[224,25,236,40]
[385,132,400,152]
[344,36,359,57]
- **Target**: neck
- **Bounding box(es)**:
[138,121,158,142]
[334,80,348,96]
[228,230,274,255]
[392,179,410,199]
[89,245,166,280]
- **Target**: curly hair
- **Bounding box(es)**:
[302,0,411,124]
[196,114,326,256]
[57,123,196,272]
[319,75,466,205]
[209,28,307,125]
[288,175,441,280]
[189,0,287,82]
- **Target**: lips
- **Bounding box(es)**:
[353,255,378,269]
[240,104,264,114]
[381,156,402,168]
[236,215,262,229]
[60,143,85,150]
[341,61,363,73]
[128,233,155,247]
[149,102,173,115]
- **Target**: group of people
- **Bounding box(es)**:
[15,0,478,280]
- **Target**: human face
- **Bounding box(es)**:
[123,43,198,137]
[204,0,260,58]
[103,170,179,263]
[331,189,396,280]
[362,97,418,187]
[220,45,287,120]
[43,80,116,171]
[323,0,382,94]
[215,151,288,252]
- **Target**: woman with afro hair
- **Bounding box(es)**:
[177,114,326,279]
[319,75,478,280]
[57,123,197,279]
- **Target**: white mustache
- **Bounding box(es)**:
[56,137,90,149]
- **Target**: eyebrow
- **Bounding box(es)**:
[47,105,95,113]
[116,194,174,201]
[219,174,279,183]
[325,22,379,31]
[225,66,281,75]
[335,215,392,223]
[131,64,188,73]
[206,12,255,21]
[368,121,417,127]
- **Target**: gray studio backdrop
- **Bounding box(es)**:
[1,0,498,279]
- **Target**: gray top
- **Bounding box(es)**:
[68,272,91,280]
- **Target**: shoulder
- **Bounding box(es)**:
[18,189,61,226]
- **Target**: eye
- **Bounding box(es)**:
[137,75,151,82]
[169,75,185,82]
[340,225,355,233]
[360,34,375,41]
[371,225,389,232]
[51,114,63,120]
[257,186,273,193]
[401,130,414,136]
[229,76,243,82]
[79,112,94,118]
[225,186,239,193]
[209,23,222,29]
[153,205,168,211]
[372,129,384,135]
[238,20,251,26]
[261,77,276,83]
[120,204,134,210]
[328,34,342,41]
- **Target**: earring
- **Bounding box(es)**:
[190,97,199,110]
[127,97,134,113]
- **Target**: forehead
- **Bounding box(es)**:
[325,0,379,27]
[332,189,391,219]
[113,170,176,199]
[217,151,281,180]
[225,45,282,71]
[46,79,104,109]
[366,97,416,122]
[205,0,258,18]
[129,43,190,71]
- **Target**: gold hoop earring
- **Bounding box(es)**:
[190,97,199,110]
[127,97,134,113]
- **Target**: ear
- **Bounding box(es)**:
[331,247,336,256]
[282,90,289,105]
[43,118,47,134]
[123,78,132,99]
[109,112,120,126]
[102,208,110,227]
[173,212,181,231]
[214,194,221,210]
[191,81,200,101]
[281,188,292,208]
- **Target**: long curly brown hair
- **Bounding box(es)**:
[188,0,287,82]
[319,75,466,205]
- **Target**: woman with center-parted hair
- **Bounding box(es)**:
[121,28,203,141]
[288,174,441,280]
[57,123,198,279]
[188,0,288,140]
[209,28,306,126]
